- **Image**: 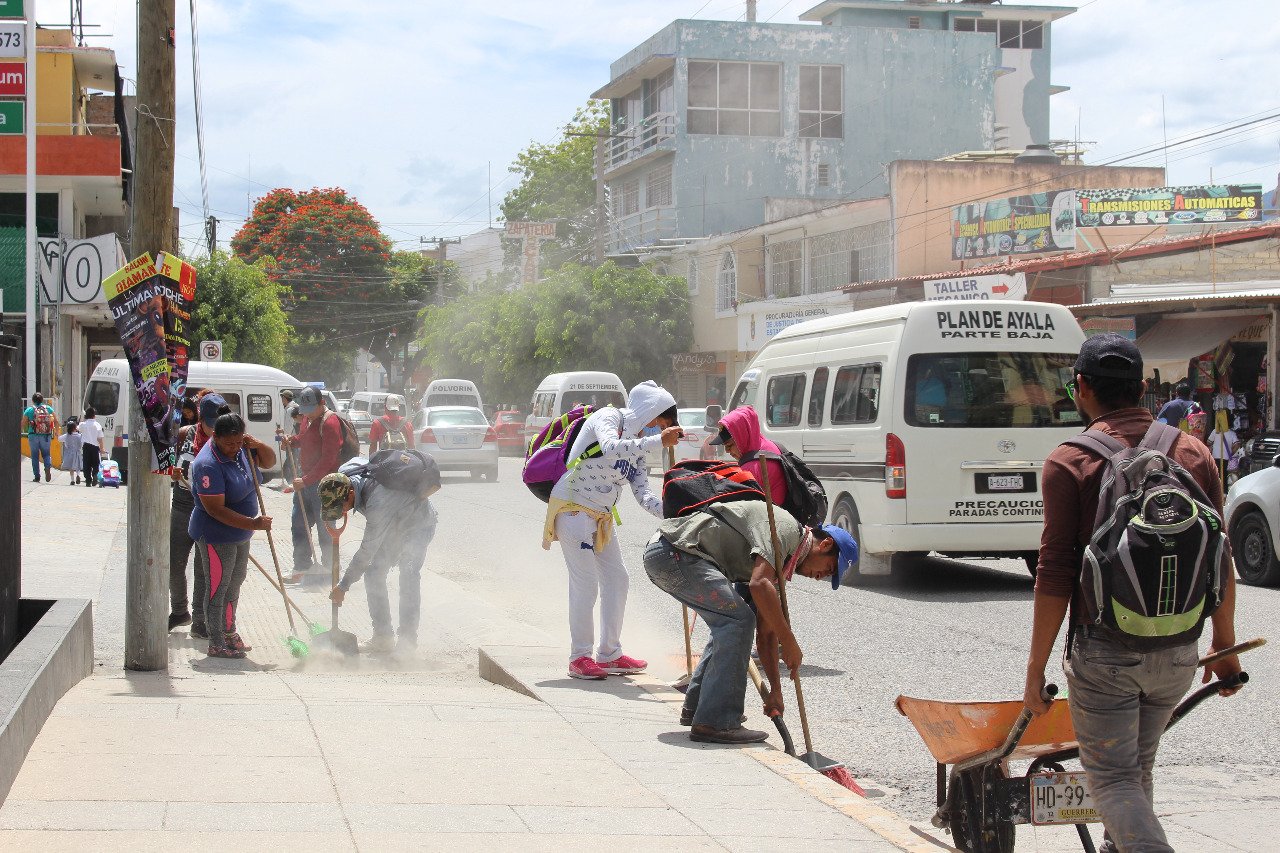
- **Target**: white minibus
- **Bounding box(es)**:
[421,379,483,411]
[727,300,1086,581]
[84,359,302,480]
[524,371,628,441]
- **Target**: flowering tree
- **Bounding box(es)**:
[231,187,422,388]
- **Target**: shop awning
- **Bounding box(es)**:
[1135,315,1261,381]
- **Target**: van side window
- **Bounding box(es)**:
[766,373,806,428]
[808,367,829,427]
[832,365,880,425]
[246,394,272,422]
[219,393,242,416]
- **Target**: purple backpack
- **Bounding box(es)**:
[522,405,608,502]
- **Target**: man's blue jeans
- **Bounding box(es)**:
[28,433,51,479]
[291,484,332,575]
[365,504,437,643]
[643,535,755,730]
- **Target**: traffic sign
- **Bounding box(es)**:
[0,101,23,135]
[200,340,223,362]
[0,1,24,19]
[0,22,23,58]
[0,61,22,95]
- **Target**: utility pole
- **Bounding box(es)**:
[206,215,217,255]
[23,0,36,401]
[420,236,459,306]
[746,0,757,22]
[126,0,177,672]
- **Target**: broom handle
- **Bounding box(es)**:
[287,444,318,566]
[250,453,296,636]
[665,444,695,679]
[758,459,816,757]
[326,515,346,630]
[249,554,315,629]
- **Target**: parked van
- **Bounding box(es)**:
[347,391,393,442]
[524,371,628,442]
[84,359,301,479]
[421,379,483,411]
[727,301,1086,581]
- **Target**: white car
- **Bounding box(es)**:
[412,405,499,481]
[1224,458,1280,586]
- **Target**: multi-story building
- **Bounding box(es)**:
[592,0,1073,256]
[0,27,130,409]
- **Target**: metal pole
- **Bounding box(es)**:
[23,5,36,400]
[0,335,20,660]
[125,0,177,672]
[594,135,606,263]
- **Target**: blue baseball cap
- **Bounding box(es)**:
[820,524,858,589]
[198,394,228,428]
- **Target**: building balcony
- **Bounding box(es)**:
[608,206,677,256]
[0,130,123,178]
[604,112,676,176]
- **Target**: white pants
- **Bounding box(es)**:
[556,511,629,663]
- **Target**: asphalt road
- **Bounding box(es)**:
[425,456,1279,828]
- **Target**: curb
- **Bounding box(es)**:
[479,644,932,853]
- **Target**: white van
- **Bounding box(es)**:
[84,359,302,479]
[421,378,483,411]
[727,300,1086,581]
[524,371,628,441]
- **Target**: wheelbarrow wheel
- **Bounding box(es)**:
[949,768,1016,853]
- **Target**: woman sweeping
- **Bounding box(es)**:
[189,405,276,659]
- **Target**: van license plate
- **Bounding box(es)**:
[1030,772,1099,825]
[987,474,1024,491]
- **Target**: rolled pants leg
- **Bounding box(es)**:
[643,538,754,731]
[1065,637,1198,853]
[556,512,630,662]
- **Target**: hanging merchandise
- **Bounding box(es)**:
[1195,357,1215,392]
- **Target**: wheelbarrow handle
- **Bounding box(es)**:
[1199,637,1266,668]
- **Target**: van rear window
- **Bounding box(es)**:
[85,380,119,416]
[905,352,1080,428]
[426,393,479,407]
[559,391,625,414]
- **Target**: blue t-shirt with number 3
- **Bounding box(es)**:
[188,440,260,544]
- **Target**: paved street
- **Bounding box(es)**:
[5,458,1277,850]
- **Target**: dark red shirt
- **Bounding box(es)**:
[1036,407,1224,617]
[298,410,343,487]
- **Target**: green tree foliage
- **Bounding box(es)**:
[501,101,609,271]
[189,251,291,367]
[418,262,691,404]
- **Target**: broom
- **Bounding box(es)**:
[758,459,864,795]
[665,444,696,691]
[248,554,325,640]
[248,454,309,659]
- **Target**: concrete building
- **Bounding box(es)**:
[0,28,130,412]
[592,0,1073,256]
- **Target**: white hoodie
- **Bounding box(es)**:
[549,380,675,516]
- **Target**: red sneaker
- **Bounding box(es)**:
[599,654,647,675]
[207,644,246,660]
[226,633,252,653]
[568,656,609,680]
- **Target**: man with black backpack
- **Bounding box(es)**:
[321,449,441,658]
[281,387,347,585]
[1023,334,1241,853]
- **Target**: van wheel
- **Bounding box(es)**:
[1232,511,1280,586]
[831,497,865,585]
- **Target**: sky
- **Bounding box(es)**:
[67,0,1280,256]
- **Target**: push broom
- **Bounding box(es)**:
[758,460,864,795]
[249,455,310,659]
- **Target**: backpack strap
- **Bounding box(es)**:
[1063,429,1126,459]
[1138,421,1180,457]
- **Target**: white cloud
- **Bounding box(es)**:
[66,0,1280,253]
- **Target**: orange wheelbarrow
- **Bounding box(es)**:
[895,639,1261,853]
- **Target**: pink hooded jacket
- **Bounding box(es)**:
[720,405,787,505]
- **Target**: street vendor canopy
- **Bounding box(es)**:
[1135,315,1260,382]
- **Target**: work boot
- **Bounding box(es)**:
[359,635,395,655]
[189,623,210,641]
[45,469,51,482]
[680,707,746,727]
[689,725,768,745]
[225,633,252,653]
[168,611,192,631]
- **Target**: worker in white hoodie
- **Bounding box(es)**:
[543,380,683,680]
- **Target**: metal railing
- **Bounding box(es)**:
[606,112,676,172]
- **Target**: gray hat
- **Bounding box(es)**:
[297,386,323,414]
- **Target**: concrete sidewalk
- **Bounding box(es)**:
[0,472,919,851]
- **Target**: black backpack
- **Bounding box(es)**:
[342,449,441,496]
[662,460,766,519]
[1065,422,1226,651]
[327,411,362,464]
[739,443,828,527]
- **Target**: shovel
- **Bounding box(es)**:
[748,658,796,756]
[313,513,359,657]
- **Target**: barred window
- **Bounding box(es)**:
[647,164,672,208]
[612,177,639,219]
[716,251,736,312]
[809,222,892,292]
[799,65,842,139]
[768,239,803,299]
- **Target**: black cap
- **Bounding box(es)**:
[1074,333,1143,381]
[709,426,730,446]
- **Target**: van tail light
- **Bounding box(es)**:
[886,432,906,499]
[420,428,435,445]
[484,427,497,443]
